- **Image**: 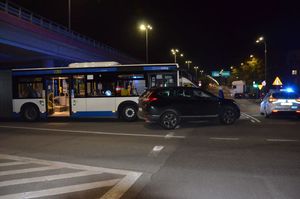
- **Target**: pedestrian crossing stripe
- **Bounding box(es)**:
[0,154,142,199]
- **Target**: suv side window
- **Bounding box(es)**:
[177,88,193,98]
[157,89,175,97]
[193,89,212,98]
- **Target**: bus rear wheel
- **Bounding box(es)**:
[22,105,39,122]
[120,104,138,122]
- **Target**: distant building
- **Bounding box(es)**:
[286,51,300,87]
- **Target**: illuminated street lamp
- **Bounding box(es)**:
[185,60,192,70]
[139,23,152,63]
[250,54,254,58]
[194,66,199,80]
[256,36,267,84]
[171,48,183,63]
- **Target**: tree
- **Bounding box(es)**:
[228,57,264,86]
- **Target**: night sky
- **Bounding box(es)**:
[8,0,300,72]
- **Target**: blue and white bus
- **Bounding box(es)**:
[12,62,180,121]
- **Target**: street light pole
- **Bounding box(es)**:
[140,24,152,64]
[194,66,199,81]
[185,60,192,70]
[256,36,267,86]
[68,0,71,30]
[171,49,182,63]
[145,28,149,64]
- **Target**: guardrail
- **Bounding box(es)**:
[0,0,136,61]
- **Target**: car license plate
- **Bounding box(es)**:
[291,106,298,109]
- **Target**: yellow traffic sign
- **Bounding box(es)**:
[272,76,283,86]
[258,84,263,90]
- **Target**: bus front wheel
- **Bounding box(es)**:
[120,104,138,122]
[22,105,40,122]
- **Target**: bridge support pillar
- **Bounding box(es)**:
[0,70,12,119]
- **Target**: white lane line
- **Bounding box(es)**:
[266,139,299,142]
[100,172,142,199]
[0,179,120,199]
[148,145,164,157]
[210,137,240,141]
[0,170,100,187]
[250,119,256,123]
[0,166,61,177]
[241,113,261,123]
[0,161,32,167]
[0,125,185,139]
[165,132,175,139]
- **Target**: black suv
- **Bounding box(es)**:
[138,87,240,129]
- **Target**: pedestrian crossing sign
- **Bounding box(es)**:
[272,76,283,86]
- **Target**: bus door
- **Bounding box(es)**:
[71,75,87,115]
[45,76,70,117]
[148,73,177,88]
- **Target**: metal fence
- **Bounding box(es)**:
[0,0,136,61]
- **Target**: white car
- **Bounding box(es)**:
[260,89,300,118]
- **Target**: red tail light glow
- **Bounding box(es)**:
[268,97,277,103]
[143,97,158,102]
[143,93,158,102]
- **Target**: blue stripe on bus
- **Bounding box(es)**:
[12,67,118,76]
[71,111,117,118]
[12,112,47,119]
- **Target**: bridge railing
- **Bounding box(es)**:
[0,0,137,61]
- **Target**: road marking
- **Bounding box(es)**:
[0,165,60,176]
[0,125,185,139]
[266,139,299,142]
[0,170,99,187]
[0,179,120,199]
[0,154,142,199]
[165,132,175,139]
[148,145,164,157]
[210,137,240,141]
[241,112,261,123]
[0,161,31,167]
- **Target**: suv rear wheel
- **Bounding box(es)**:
[160,111,179,130]
[219,106,237,125]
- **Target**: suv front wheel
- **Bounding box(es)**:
[219,106,238,125]
[160,111,179,130]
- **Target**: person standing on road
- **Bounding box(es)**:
[218,86,224,98]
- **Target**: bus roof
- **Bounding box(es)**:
[12,62,179,77]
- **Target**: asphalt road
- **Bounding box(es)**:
[0,99,299,199]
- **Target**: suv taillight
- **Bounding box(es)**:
[143,93,158,102]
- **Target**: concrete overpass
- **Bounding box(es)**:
[0,1,139,68]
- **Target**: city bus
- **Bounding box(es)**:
[12,62,180,121]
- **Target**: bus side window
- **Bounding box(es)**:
[16,78,43,99]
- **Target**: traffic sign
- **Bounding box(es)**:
[258,84,263,90]
[272,77,283,86]
[211,71,230,77]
